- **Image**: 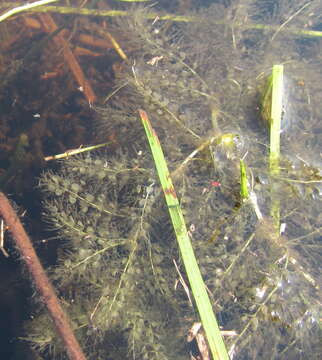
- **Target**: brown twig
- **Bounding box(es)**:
[0,192,87,360]
[39,13,97,105]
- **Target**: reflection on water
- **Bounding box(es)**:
[24,1,321,359]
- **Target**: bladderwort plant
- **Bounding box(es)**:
[24,1,321,359]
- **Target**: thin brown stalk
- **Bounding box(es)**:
[39,13,97,105]
[0,192,87,360]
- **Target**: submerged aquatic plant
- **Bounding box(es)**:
[26,152,188,360]
[24,1,321,359]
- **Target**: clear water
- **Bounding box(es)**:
[24,1,321,359]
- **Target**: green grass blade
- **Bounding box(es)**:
[0,0,58,23]
[139,109,229,360]
[269,65,284,229]
[240,159,249,201]
[270,65,284,174]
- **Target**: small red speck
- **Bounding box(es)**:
[211,181,221,187]
[164,186,177,198]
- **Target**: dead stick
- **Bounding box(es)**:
[39,13,97,105]
[0,192,87,360]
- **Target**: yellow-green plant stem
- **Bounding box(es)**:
[269,65,284,230]
[269,65,283,173]
[0,0,58,23]
[240,159,249,201]
[2,3,322,39]
[44,142,111,161]
[139,109,229,360]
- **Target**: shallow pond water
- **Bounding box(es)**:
[9,1,321,359]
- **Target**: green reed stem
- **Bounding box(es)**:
[2,3,322,39]
[269,65,284,230]
[0,0,58,23]
[240,159,249,201]
[139,109,229,360]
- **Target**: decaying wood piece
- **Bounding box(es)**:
[0,192,87,360]
[39,13,97,105]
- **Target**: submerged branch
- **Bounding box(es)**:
[0,192,87,360]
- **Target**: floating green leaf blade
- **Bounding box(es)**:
[139,109,229,360]
[240,159,249,201]
[0,0,58,23]
[269,65,284,230]
[269,65,284,174]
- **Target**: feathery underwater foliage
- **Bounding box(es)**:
[25,1,321,359]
